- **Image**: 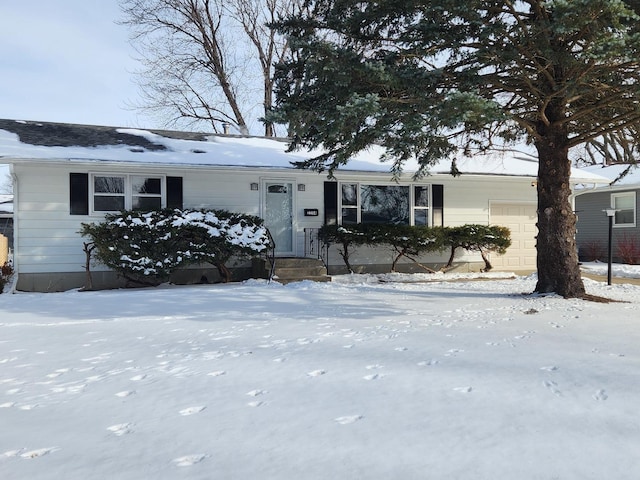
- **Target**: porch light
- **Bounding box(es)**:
[298,184,306,191]
[250,183,259,191]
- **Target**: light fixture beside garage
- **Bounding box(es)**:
[250,182,259,191]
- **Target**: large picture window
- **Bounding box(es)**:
[91,174,164,213]
[340,183,429,225]
[612,192,636,227]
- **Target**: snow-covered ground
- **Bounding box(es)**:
[1,271,639,479]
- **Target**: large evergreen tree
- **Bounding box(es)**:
[271,0,640,298]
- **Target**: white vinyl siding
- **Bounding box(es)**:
[11,162,538,284]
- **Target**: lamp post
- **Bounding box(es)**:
[604,208,616,286]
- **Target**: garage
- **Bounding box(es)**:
[489,203,537,271]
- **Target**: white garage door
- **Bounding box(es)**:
[489,203,537,271]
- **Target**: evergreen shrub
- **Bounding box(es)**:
[320,223,510,273]
[81,208,270,286]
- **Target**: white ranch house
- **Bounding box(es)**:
[0,119,609,292]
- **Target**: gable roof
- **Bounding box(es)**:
[578,163,640,188]
[0,119,609,183]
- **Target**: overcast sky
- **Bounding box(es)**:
[0,1,150,128]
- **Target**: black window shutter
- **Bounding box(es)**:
[70,173,89,215]
[324,182,338,225]
[432,184,444,226]
[166,176,183,209]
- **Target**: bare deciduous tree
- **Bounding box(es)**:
[0,173,11,195]
[120,0,299,135]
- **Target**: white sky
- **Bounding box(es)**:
[0,1,148,128]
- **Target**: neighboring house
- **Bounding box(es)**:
[0,119,609,292]
[0,193,12,265]
[575,163,640,263]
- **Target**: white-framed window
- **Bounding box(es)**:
[339,183,429,225]
[612,192,636,227]
[91,173,165,213]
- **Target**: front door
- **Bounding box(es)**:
[264,181,294,255]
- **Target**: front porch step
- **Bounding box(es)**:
[253,257,331,284]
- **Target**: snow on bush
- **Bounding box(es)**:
[81,208,270,286]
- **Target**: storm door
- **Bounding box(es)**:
[264,181,294,255]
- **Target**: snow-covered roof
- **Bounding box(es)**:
[578,163,640,187]
[0,119,609,183]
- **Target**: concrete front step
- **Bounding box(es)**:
[253,257,331,283]
[273,266,328,278]
[273,275,332,285]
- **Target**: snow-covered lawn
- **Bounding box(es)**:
[1,272,639,479]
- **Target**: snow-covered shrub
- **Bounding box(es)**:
[319,224,446,272]
[81,209,270,286]
[364,224,447,272]
[81,209,184,286]
[318,224,368,273]
[169,209,270,282]
[443,224,511,271]
[320,223,510,273]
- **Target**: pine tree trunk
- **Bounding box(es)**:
[534,133,585,298]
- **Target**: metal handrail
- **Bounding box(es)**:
[304,227,330,268]
[264,228,276,283]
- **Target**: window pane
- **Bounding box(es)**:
[94,195,125,211]
[613,194,635,225]
[341,184,358,206]
[132,176,161,194]
[132,196,162,210]
[615,210,634,224]
[94,176,124,194]
[614,195,634,210]
[342,207,357,224]
[361,185,409,224]
[414,186,429,207]
[414,209,429,226]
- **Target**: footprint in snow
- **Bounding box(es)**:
[173,454,208,467]
[206,370,226,377]
[363,373,382,380]
[540,366,558,372]
[179,406,206,416]
[445,349,464,357]
[593,389,608,401]
[543,380,562,397]
[246,389,267,397]
[307,370,326,377]
[417,359,439,366]
[115,390,136,398]
[453,386,473,393]
[130,374,147,381]
[20,447,59,459]
[247,401,264,407]
[107,423,133,436]
[335,415,363,425]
